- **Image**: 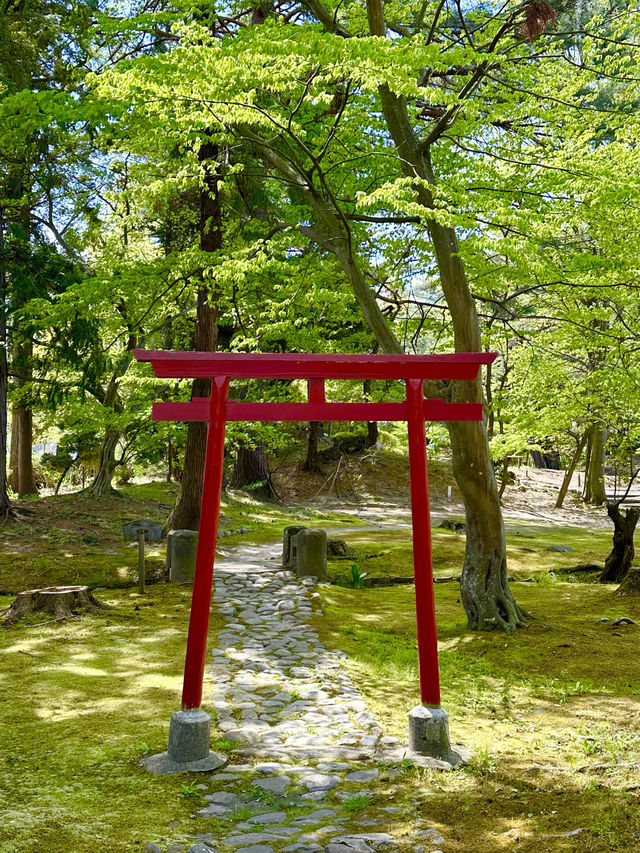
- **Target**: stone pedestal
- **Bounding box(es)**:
[167,529,199,582]
[408,704,452,759]
[295,528,327,580]
[282,525,308,569]
[141,710,226,775]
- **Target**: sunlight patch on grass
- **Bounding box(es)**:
[0,583,219,853]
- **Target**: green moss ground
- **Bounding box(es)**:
[0,482,356,852]
[0,481,355,594]
[327,522,611,585]
[1,480,638,852]
[0,584,227,853]
[317,529,640,853]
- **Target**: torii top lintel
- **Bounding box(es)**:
[134,349,495,381]
[134,349,497,425]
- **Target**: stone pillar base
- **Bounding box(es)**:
[408,704,452,759]
[141,710,226,775]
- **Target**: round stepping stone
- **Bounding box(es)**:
[254,775,291,796]
[256,762,284,774]
[300,774,341,792]
[345,770,379,783]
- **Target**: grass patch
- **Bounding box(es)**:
[316,529,640,853]
[0,583,223,853]
[326,520,614,584]
[0,481,358,594]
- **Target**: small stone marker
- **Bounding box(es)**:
[122,519,163,542]
[167,529,199,582]
[141,710,226,775]
[283,525,308,568]
[547,545,573,552]
[295,528,327,580]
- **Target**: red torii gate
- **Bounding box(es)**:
[134,350,495,713]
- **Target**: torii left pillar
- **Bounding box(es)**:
[141,378,229,775]
[406,378,453,761]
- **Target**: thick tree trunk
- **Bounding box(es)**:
[85,429,120,497]
[374,68,521,628]
[0,207,11,516]
[599,502,640,583]
[12,405,37,497]
[251,1,519,628]
[8,408,18,491]
[556,431,588,508]
[167,141,220,532]
[302,421,323,472]
[230,443,277,499]
[585,423,607,505]
[11,335,37,496]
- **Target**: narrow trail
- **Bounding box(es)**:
[147,539,450,853]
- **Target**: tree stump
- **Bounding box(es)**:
[327,537,356,559]
[2,586,105,625]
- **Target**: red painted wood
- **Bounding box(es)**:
[181,376,229,711]
[151,399,483,423]
[406,378,441,707]
[308,378,325,403]
[134,349,495,380]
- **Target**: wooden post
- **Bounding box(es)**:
[181,376,229,711]
[137,529,146,594]
[406,378,441,707]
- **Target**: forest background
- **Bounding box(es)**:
[2,0,640,631]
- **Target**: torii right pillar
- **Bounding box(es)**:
[406,378,456,763]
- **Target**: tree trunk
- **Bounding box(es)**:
[2,585,105,625]
[376,86,522,629]
[599,502,640,583]
[556,431,588,508]
[0,206,11,517]
[13,405,37,497]
[11,333,37,496]
[363,379,378,447]
[167,141,221,532]
[585,423,607,505]
[249,2,519,628]
[85,429,120,497]
[8,407,18,491]
[230,443,277,500]
[302,421,323,472]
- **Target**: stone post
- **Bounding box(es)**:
[167,529,199,583]
[282,525,307,569]
[295,528,327,580]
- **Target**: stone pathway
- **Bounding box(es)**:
[146,541,449,853]
[211,542,396,760]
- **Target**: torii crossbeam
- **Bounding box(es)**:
[135,350,495,718]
